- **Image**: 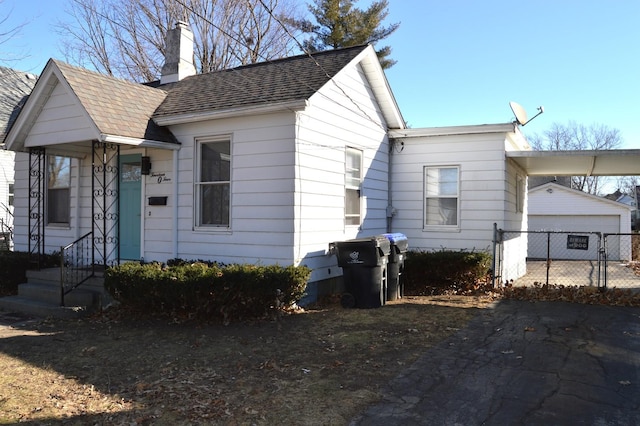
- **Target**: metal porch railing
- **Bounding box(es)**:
[60,231,94,306]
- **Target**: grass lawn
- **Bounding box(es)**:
[0,295,493,425]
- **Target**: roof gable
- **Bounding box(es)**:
[529,182,632,211]
[5,60,177,152]
[55,61,176,144]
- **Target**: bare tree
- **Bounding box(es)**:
[57,0,302,82]
[529,121,623,195]
[616,176,640,197]
[0,0,29,64]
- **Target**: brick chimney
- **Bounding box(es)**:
[160,21,196,84]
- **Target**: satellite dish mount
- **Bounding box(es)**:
[509,101,544,126]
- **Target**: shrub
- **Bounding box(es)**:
[0,251,61,296]
[403,249,492,295]
[105,261,311,323]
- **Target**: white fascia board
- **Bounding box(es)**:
[100,134,181,150]
[388,123,518,138]
[354,45,405,130]
[153,99,308,126]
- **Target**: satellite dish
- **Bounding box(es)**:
[509,101,544,126]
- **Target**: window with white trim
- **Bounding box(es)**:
[424,166,459,227]
[8,182,14,207]
[196,137,231,227]
[345,147,363,226]
[47,156,71,225]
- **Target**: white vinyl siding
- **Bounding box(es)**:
[0,150,14,228]
[24,79,96,148]
[391,131,518,252]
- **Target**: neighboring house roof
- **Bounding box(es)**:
[0,66,37,144]
[615,193,636,207]
[153,44,405,128]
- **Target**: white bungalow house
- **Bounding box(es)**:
[8,22,607,307]
[4,23,408,303]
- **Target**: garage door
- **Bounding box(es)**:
[528,215,620,260]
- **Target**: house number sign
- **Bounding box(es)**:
[150,172,171,184]
[566,235,589,250]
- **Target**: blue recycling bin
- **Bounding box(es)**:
[334,236,391,308]
[381,233,408,301]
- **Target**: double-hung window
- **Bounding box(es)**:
[47,156,71,225]
[424,166,459,227]
[345,147,362,226]
[196,137,231,227]
[8,182,14,207]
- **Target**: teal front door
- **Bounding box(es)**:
[119,154,142,260]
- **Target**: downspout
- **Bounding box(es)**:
[172,149,179,258]
[386,138,401,233]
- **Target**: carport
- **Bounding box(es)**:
[498,149,640,289]
[507,149,640,177]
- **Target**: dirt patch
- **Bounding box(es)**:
[0,295,493,424]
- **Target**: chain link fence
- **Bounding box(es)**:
[494,228,640,290]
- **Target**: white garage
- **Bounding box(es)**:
[528,183,632,261]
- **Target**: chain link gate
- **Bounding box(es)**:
[493,226,605,288]
[601,233,640,289]
[494,225,640,289]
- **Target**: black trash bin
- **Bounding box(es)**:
[381,233,408,301]
[334,236,391,308]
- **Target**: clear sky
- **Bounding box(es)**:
[2,0,639,147]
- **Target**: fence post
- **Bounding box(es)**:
[546,232,551,285]
[492,223,498,287]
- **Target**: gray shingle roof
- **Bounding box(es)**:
[0,66,37,143]
[154,45,368,119]
[53,60,177,144]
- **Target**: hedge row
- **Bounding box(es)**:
[403,249,492,295]
[105,261,311,322]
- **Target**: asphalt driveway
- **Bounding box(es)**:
[352,300,640,425]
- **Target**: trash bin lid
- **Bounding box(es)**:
[381,233,407,243]
[333,236,391,267]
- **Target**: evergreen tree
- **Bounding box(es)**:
[297,0,399,69]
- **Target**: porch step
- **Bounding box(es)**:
[0,296,89,320]
[0,268,110,320]
[18,282,100,307]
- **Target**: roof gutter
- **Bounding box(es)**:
[100,134,181,150]
[389,123,517,138]
[153,99,309,126]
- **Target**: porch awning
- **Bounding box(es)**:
[507,149,640,176]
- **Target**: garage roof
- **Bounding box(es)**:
[507,149,640,176]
